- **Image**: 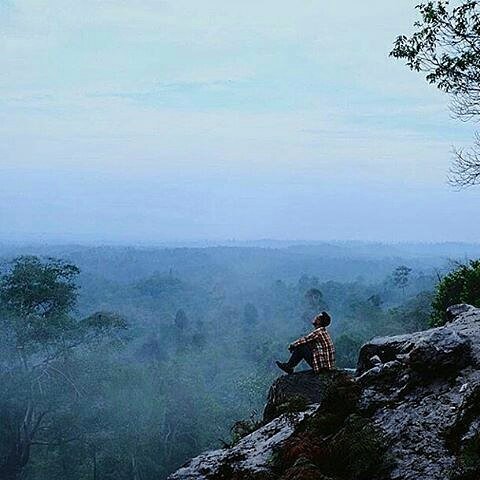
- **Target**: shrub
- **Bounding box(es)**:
[323,414,391,480]
[274,373,389,480]
[431,260,480,326]
[320,373,361,418]
[227,411,264,446]
[275,395,309,419]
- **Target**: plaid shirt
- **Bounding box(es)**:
[291,326,335,373]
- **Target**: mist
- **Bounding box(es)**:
[2,1,479,244]
[2,1,480,479]
[2,166,480,243]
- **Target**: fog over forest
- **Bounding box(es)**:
[1,241,479,479]
[3,0,480,478]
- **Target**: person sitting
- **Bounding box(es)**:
[276,311,335,374]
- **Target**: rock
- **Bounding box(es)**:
[167,406,318,480]
[446,303,475,321]
[357,328,471,378]
[263,369,353,423]
[356,304,480,480]
[370,354,382,365]
[168,304,480,480]
[356,333,414,376]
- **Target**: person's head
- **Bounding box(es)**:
[313,311,331,328]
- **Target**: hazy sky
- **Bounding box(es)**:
[1,0,479,243]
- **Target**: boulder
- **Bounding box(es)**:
[356,326,471,378]
[168,305,480,480]
[263,369,353,423]
[356,304,480,480]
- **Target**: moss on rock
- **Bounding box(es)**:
[272,372,390,480]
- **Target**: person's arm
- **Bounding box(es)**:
[290,330,320,349]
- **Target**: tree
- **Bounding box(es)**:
[192,332,207,349]
[391,1,480,186]
[0,256,79,351]
[305,288,324,309]
[387,291,433,332]
[301,288,328,325]
[0,256,127,480]
[367,294,383,308]
[431,259,480,325]
[297,275,320,292]
[392,266,412,296]
[335,333,363,369]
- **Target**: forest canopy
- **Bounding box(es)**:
[0,244,475,479]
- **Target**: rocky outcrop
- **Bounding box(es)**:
[168,304,480,480]
[356,303,480,480]
[168,406,318,480]
[263,369,352,423]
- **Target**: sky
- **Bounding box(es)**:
[1,0,479,244]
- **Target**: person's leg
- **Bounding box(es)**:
[276,344,314,374]
[287,344,314,369]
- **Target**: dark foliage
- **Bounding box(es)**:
[391,1,480,187]
[431,260,480,325]
[274,374,390,480]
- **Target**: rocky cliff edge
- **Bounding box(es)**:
[169,304,480,480]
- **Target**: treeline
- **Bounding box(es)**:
[0,248,475,479]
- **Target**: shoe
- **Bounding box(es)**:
[276,361,293,375]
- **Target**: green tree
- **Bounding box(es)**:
[367,294,383,308]
[0,255,79,319]
[391,1,480,186]
[387,291,433,333]
[301,288,328,325]
[431,260,480,325]
[335,333,363,369]
[0,256,80,353]
[0,256,127,480]
[393,266,412,296]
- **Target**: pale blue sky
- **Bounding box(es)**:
[1,0,478,243]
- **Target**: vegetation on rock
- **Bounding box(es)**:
[431,260,480,325]
[272,374,390,480]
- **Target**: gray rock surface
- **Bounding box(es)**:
[168,304,480,480]
[167,406,318,480]
[356,303,480,480]
[263,369,351,422]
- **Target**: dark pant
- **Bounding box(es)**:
[287,344,314,370]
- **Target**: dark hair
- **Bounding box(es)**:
[320,311,331,327]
